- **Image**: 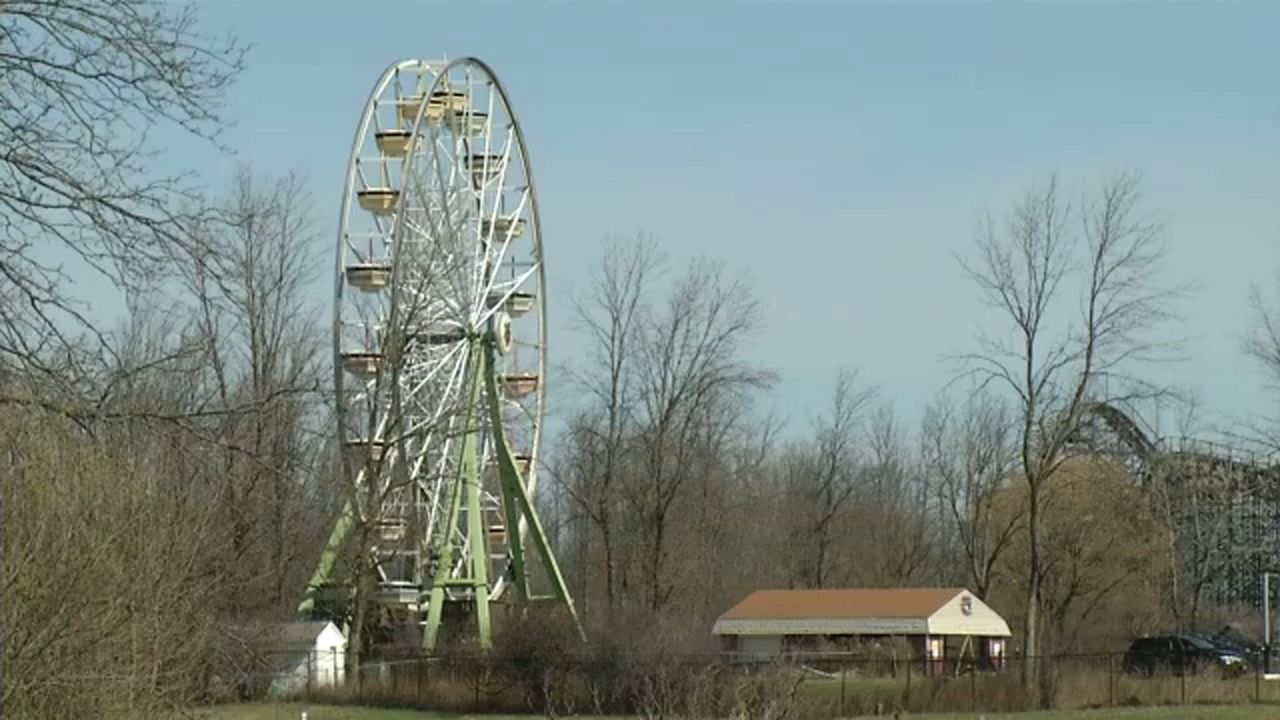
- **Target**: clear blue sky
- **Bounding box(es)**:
[176,1,1280,439]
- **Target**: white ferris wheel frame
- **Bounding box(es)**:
[331,57,548,608]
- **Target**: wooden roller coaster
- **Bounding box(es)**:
[1072,402,1280,611]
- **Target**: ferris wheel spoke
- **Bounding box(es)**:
[474,162,510,243]
[403,342,466,393]
[405,182,472,310]
[423,455,454,544]
[433,124,468,235]
[482,80,498,179]
[398,214,444,261]
[465,174,491,305]
[408,159,450,235]
[465,79,498,221]
[471,127,515,301]
[405,359,469,438]
[486,124,515,201]
[475,174,526,311]
[410,350,472,438]
[399,263,465,328]
[450,118,472,206]
[475,265,539,328]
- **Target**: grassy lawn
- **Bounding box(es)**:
[199,705,535,720]
[800,674,903,698]
[911,708,1280,720]
[796,670,1280,714]
[202,702,1280,720]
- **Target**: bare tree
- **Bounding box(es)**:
[627,257,776,611]
[783,370,873,588]
[924,391,1021,600]
[1247,276,1280,386]
[957,173,1176,696]
[560,236,661,610]
[0,0,245,377]
[179,168,323,615]
[992,457,1167,656]
[547,238,781,638]
[1247,274,1280,450]
[684,410,783,622]
[852,405,934,586]
[1,353,231,717]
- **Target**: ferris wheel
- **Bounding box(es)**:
[299,57,581,651]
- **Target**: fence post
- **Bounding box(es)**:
[1108,653,1115,707]
[1179,661,1186,705]
[417,656,424,703]
[970,661,976,712]
[839,663,846,718]
[306,650,313,698]
[1256,661,1262,703]
[904,654,912,713]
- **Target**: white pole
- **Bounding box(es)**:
[1265,573,1272,645]
[1265,572,1273,674]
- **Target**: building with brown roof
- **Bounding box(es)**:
[713,588,1011,672]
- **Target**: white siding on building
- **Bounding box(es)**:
[313,623,346,687]
[926,592,1011,637]
[268,621,347,695]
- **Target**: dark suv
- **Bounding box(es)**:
[1124,635,1248,677]
[1200,629,1276,671]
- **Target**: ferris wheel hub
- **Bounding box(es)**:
[493,312,513,354]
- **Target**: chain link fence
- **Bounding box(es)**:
[233,647,1280,717]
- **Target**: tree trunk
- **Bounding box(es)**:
[602,506,616,608]
[649,510,665,610]
[348,522,372,684]
[815,525,829,589]
[1023,485,1042,702]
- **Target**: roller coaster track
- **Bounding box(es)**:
[1080,401,1159,460]
[1078,400,1280,494]
[1074,401,1280,609]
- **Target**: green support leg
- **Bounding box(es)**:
[418,333,586,651]
[423,460,464,652]
[465,420,492,651]
[487,359,529,601]
[424,344,486,652]
[497,471,529,601]
[298,497,355,615]
[423,444,470,647]
[483,345,586,642]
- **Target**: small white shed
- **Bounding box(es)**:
[266,620,346,694]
